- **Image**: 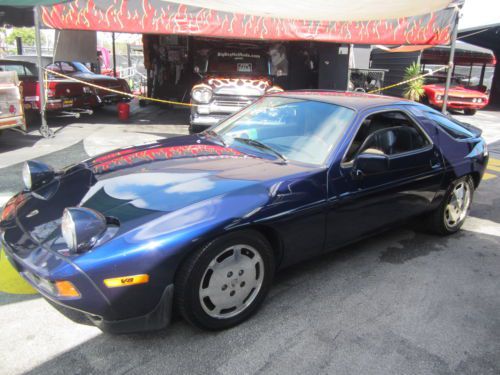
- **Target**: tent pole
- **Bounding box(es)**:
[34,5,52,138]
[442,8,460,114]
[112,32,117,77]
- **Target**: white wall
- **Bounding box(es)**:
[54,30,97,64]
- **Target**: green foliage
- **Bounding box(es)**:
[5,28,44,46]
[403,62,425,102]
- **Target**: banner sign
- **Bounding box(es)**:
[41,0,457,45]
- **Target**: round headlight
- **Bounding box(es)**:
[472,98,478,103]
[61,207,107,254]
[61,209,77,251]
[191,85,213,103]
[22,160,55,191]
[436,95,442,101]
[477,98,483,103]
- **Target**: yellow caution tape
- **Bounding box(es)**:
[368,66,447,94]
[43,68,195,107]
[45,65,448,104]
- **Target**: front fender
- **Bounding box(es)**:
[72,184,270,316]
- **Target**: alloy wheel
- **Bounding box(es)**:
[199,244,264,319]
[444,181,471,229]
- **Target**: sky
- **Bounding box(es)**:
[459,0,500,30]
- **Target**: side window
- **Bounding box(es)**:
[46,63,61,72]
[60,62,76,73]
[344,111,430,162]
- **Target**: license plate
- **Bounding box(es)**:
[63,99,73,108]
[237,63,252,72]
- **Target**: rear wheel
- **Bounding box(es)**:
[464,108,477,116]
[175,230,274,330]
[427,176,473,235]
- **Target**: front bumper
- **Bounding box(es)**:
[446,103,486,110]
[2,239,174,333]
[47,284,174,334]
[87,284,173,333]
[431,100,487,110]
[190,96,256,130]
[44,96,97,114]
[189,113,229,132]
[0,116,26,132]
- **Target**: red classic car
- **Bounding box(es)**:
[46,61,131,104]
[423,75,489,115]
[0,59,97,118]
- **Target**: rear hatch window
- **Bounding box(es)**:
[425,111,481,139]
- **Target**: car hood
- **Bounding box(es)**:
[5,136,314,252]
[424,84,488,97]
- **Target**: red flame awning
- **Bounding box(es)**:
[41,0,459,45]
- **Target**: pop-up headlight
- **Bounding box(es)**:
[61,207,107,254]
[22,160,55,191]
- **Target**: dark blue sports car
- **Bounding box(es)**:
[0,92,488,333]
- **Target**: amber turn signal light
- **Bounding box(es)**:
[55,280,81,298]
[103,274,149,288]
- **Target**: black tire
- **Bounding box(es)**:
[464,108,477,116]
[427,176,474,235]
[175,230,275,331]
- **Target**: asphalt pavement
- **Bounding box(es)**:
[0,107,499,375]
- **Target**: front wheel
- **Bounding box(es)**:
[175,230,275,330]
[427,176,474,235]
[464,108,477,116]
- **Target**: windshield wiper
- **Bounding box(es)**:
[233,137,287,163]
[203,130,227,147]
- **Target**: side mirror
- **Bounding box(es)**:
[353,151,389,177]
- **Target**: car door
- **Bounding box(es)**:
[324,107,444,250]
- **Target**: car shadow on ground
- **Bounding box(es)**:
[21,202,500,375]
[0,103,189,154]
[26,103,189,127]
[0,130,43,152]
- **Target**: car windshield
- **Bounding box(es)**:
[213,96,355,165]
[72,61,92,73]
[208,51,268,76]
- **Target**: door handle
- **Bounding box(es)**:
[430,159,441,169]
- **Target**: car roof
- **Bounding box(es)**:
[0,59,35,66]
[273,90,413,111]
